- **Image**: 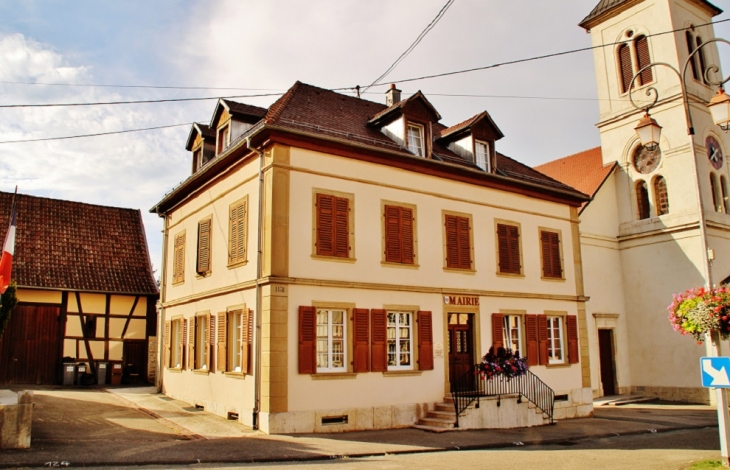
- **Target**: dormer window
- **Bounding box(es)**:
[217,124,230,155]
[193,148,202,172]
[475,141,490,172]
[407,123,424,157]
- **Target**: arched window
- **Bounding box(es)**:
[711,173,721,212]
[721,176,729,213]
[636,181,651,219]
[654,176,669,216]
[686,27,709,84]
[617,33,653,94]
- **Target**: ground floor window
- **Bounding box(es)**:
[317,309,346,372]
[502,315,523,356]
[228,310,243,372]
[170,318,182,369]
[195,315,208,370]
[547,316,564,364]
[387,311,413,370]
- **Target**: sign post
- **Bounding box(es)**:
[700,354,730,466]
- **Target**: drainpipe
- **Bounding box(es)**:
[155,211,170,392]
[246,136,264,430]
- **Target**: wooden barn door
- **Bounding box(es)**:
[123,340,148,383]
[0,305,61,385]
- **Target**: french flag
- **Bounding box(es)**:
[0,200,16,294]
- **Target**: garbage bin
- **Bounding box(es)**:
[76,362,87,385]
[96,362,108,385]
[110,363,123,385]
[62,362,76,385]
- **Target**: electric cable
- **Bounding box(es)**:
[0,122,194,144]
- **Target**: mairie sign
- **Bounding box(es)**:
[700,357,730,388]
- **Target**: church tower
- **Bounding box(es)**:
[578,0,728,403]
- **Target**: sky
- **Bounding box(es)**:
[0,0,729,276]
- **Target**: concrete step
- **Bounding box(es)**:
[412,424,453,433]
[418,416,455,428]
[435,403,455,413]
[427,410,455,420]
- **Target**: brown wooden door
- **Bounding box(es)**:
[0,305,61,385]
[123,340,148,383]
[448,313,474,386]
[598,329,616,396]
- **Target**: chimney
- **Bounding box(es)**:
[385,84,401,107]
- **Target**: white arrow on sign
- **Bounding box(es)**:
[703,359,730,386]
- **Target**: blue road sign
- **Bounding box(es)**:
[700,357,730,388]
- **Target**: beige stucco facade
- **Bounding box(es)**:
[158,135,593,433]
[580,0,730,402]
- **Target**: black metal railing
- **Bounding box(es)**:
[451,365,555,428]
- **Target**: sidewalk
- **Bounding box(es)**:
[0,386,720,468]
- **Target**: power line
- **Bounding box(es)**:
[0,122,194,144]
[362,0,455,93]
[360,17,730,88]
[0,81,285,91]
[0,92,286,109]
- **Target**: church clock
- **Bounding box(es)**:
[633,146,661,174]
[706,136,724,170]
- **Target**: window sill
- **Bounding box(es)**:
[381,261,420,269]
[311,254,356,264]
[443,267,476,275]
[171,281,185,286]
[546,362,570,368]
[540,276,566,282]
[382,370,422,377]
[311,372,357,380]
[224,371,245,379]
[193,369,210,375]
[496,271,524,278]
[167,367,183,373]
[227,260,248,269]
[195,271,212,279]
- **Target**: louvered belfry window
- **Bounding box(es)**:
[229,198,247,265]
[173,233,185,284]
[196,218,212,275]
[316,193,350,258]
[618,34,653,94]
[384,205,414,264]
[635,35,653,85]
[618,43,633,94]
[444,214,471,269]
[497,223,521,274]
[540,230,562,279]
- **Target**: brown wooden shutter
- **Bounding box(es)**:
[635,35,653,85]
[567,315,579,364]
[457,216,471,269]
[229,202,246,264]
[491,313,504,350]
[247,309,254,375]
[209,315,216,372]
[618,43,633,93]
[385,205,402,263]
[445,214,459,268]
[164,321,171,368]
[205,312,211,370]
[401,207,414,264]
[537,315,549,366]
[371,309,387,372]
[241,310,249,375]
[316,194,334,257]
[334,196,349,258]
[298,306,316,374]
[541,231,562,278]
[497,224,510,273]
[197,218,211,274]
[550,233,562,278]
[497,224,520,274]
[353,308,370,373]
[525,314,538,366]
[173,233,185,283]
[187,318,195,369]
[217,313,227,372]
[417,311,434,371]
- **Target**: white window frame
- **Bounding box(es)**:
[170,319,182,369]
[387,311,414,370]
[475,140,490,172]
[316,309,347,372]
[217,124,230,155]
[195,315,208,370]
[547,316,565,364]
[502,315,523,356]
[228,310,243,372]
[407,123,424,157]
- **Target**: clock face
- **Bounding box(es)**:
[633,146,661,174]
[706,136,724,170]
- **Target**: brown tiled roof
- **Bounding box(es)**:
[185,122,215,151]
[497,153,582,192]
[221,99,267,120]
[366,90,442,125]
[438,111,504,141]
[579,0,721,29]
[0,192,158,295]
[534,147,616,210]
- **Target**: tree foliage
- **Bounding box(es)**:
[0,281,18,338]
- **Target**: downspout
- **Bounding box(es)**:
[155,211,170,392]
[246,136,264,430]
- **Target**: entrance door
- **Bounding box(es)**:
[448,313,474,388]
[598,329,616,396]
[0,305,61,385]
[123,340,148,384]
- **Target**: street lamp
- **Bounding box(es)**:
[628,37,730,465]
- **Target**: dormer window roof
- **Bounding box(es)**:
[210,98,267,128]
[366,90,441,128]
[185,122,215,151]
[438,111,504,143]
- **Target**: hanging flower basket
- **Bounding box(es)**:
[668,286,730,343]
[478,346,529,380]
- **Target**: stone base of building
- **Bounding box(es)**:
[553,387,594,420]
[625,385,711,405]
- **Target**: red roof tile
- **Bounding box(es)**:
[534,147,616,210]
[0,192,158,294]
